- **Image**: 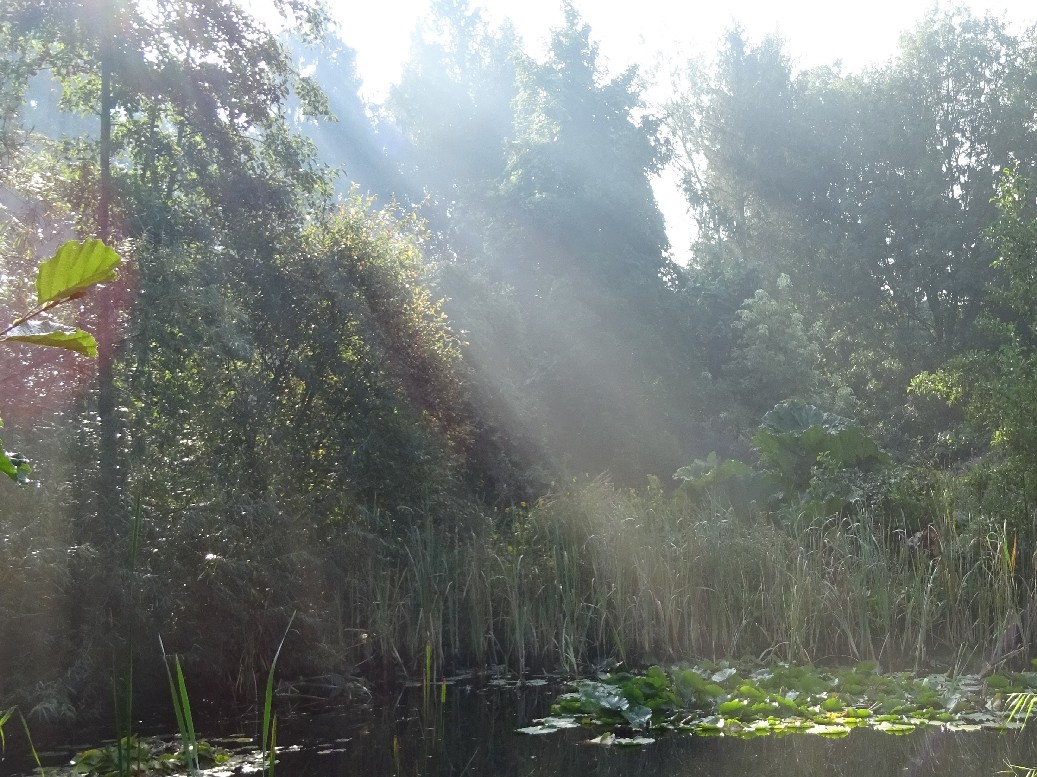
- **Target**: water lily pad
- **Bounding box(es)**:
[516,716,581,735]
[579,682,629,711]
[806,723,851,738]
[873,721,916,734]
[718,699,748,717]
[529,663,1032,743]
[622,705,653,729]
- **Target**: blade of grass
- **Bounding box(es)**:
[159,636,188,737]
[262,611,296,776]
[18,709,45,777]
[174,656,198,772]
[159,635,198,774]
[0,707,12,750]
[267,716,277,777]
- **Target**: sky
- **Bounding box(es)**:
[329,0,1037,102]
[263,0,1037,261]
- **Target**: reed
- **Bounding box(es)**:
[333,475,1036,675]
[0,708,44,777]
[18,709,44,777]
[0,707,10,752]
[159,635,199,776]
[262,612,296,777]
[12,469,1036,719]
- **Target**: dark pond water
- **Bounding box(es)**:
[271,681,1037,777]
[10,681,1037,777]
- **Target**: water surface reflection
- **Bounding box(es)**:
[273,683,1037,777]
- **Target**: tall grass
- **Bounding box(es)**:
[327,476,1034,676]
[5,472,1035,721]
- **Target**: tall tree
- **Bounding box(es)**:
[390,1,694,483]
[913,170,1037,496]
[501,1,674,292]
[669,10,1037,443]
[1,0,338,701]
[388,0,520,255]
[470,3,700,480]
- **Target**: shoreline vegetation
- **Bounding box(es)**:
[5,469,1037,718]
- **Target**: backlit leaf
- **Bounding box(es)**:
[1,448,30,483]
[36,239,120,305]
[3,320,99,357]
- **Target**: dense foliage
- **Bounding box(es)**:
[4,0,1037,742]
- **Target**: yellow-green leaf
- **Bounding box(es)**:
[3,320,99,357]
[36,239,120,305]
[0,448,31,484]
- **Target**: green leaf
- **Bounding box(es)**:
[754,402,889,489]
[36,239,120,305]
[0,706,11,749]
[621,705,653,729]
[3,320,99,357]
[718,699,748,717]
[0,447,30,484]
[578,680,629,712]
[760,402,852,435]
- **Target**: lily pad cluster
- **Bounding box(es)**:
[517,662,1037,745]
[72,735,228,776]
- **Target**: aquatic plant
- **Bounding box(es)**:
[0,708,44,777]
[6,468,1036,714]
[262,613,296,777]
[72,735,227,777]
[520,661,1034,744]
[159,638,199,776]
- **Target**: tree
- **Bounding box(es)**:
[1,0,344,706]
[282,31,404,203]
[913,171,1037,471]
[460,2,706,481]
[501,1,674,292]
[727,286,821,417]
[388,0,520,255]
[668,10,1037,445]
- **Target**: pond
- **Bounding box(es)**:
[269,681,1037,777]
[9,680,1037,777]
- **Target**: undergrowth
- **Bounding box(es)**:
[2,474,1036,722]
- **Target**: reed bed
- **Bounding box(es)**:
[335,477,1036,676]
[3,474,1036,720]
